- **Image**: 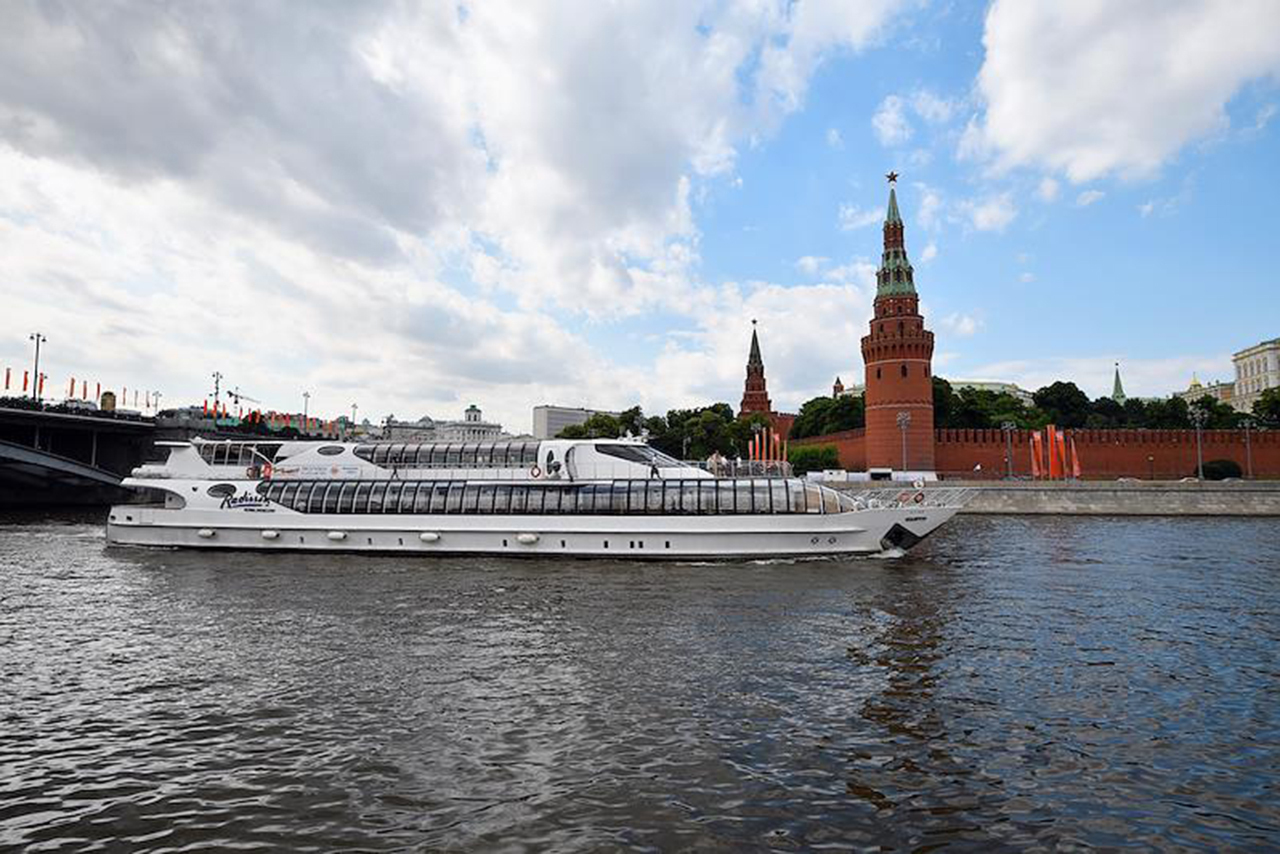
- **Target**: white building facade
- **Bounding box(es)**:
[532,405,621,439]
[384,405,509,442]
[1233,338,1280,412]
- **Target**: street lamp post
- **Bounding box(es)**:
[1243,418,1255,479]
[349,403,358,439]
[1001,421,1016,479]
[1190,406,1206,480]
[896,411,911,474]
[303,391,311,434]
[28,332,46,401]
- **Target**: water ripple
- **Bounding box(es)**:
[2,512,1278,850]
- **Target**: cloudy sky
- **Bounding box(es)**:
[2,0,1278,431]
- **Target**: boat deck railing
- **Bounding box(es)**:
[849,486,976,510]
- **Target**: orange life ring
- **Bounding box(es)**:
[262,462,273,480]
[530,464,542,479]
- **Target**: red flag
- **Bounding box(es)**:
[95,382,101,401]
[1070,437,1082,479]
[68,377,75,398]
[3,367,9,391]
[37,374,44,396]
[22,370,28,393]
[82,380,87,399]
[1030,431,1043,479]
[203,399,208,416]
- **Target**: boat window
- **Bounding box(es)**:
[608,482,626,514]
[374,446,391,466]
[369,483,387,513]
[337,481,357,513]
[771,481,788,514]
[628,481,646,512]
[753,480,772,513]
[804,484,824,513]
[384,482,404,513]
[717,480,736,514]
[207,483,236,498]
[646,481,664,513]
[423,445,441,467]
[527,486,546,514]
[295,482,316,512]
[508,485,527,514]
[492,484,510,513]
[353,482,372,513]
[475,444,493,466]
[522,443,540,466]
[305,483,325,513]
[460,444,478,466]
[542,487,561,514]
[443,483,463,513]
[694,481,713,513]
[421,483,442,513]
[398,482,417,512]
[387,444,406,466]
[678,481,696,514]
[354,446,374,462]
[318,446,344,457]
[413,483,433,513]
[735,481,754,513]
[321,483,339,513]
[475,484,495,513]
[577,484,598,514]
[443,444,460,467]
[822,487,841,515]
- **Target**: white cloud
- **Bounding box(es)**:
[1075,189,1105,207]
[871,94,912,146]
[920,241,938,263]
[1037,177,1060,202]
[967,0,1280,181]
[826,127,844,148]
[795,255,828,275]
[838,203,882,231]
[1138,201,1156,217]
[0,1,913,426]
[1019,271,1036,283]
[960,192,1017,232]
[911,90,960,124]
[938,312,981,337]
[917,185,943,229]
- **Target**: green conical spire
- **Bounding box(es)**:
[748,320,762,367]
[876,174,915,297]
[1112,363,1126,403]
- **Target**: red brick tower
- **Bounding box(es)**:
[860,173,935,472]
[739,320,773,416]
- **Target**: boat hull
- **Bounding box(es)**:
[105,505,958,558]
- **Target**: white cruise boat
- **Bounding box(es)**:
[105,438,971,558]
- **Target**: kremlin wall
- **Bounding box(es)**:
[740,175,1280,480]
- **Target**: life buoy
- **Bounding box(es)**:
[262,462,273,480]
[913,492,925,504]
[530,464,542,479]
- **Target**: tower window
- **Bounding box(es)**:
[876,368,882,380]
[898,321,904,334]
[901,364,908,377]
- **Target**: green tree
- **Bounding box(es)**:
[1189,395,1242,429]
[788,444,840,475]
[556,411,622,439]
[1032,381,1092,428]
[932,377,957,427]
[788,395,865,439]
[1251,388,1280,427]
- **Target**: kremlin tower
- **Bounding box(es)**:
[739,320,773,416]
[860,173,935,472]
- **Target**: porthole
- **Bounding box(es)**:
[665,541,671,549]
[207,483,236,498]
[317,446,345,456]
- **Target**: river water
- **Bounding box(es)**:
[2,512,1278,852]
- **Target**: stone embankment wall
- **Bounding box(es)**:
[834,480,1280,516]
